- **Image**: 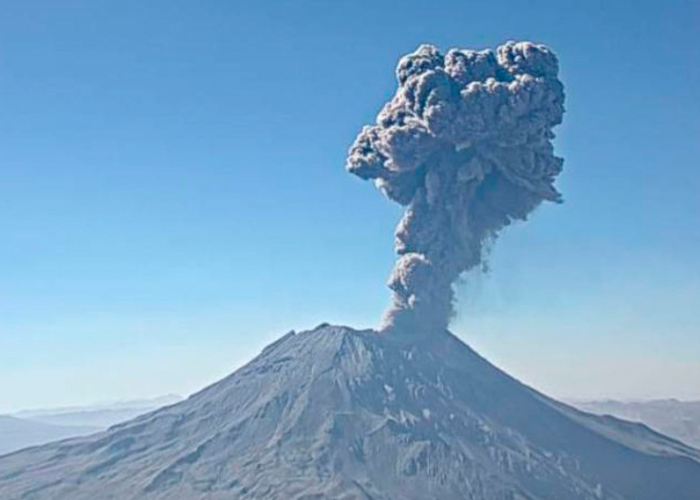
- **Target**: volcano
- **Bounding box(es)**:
[1,325,699,499]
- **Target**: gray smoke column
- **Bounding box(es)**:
[346,41,565,335]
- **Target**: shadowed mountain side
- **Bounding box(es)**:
[1,325,699,499]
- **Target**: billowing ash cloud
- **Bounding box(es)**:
[346,41,565,335]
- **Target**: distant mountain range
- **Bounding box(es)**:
[571,399,700,449]
[0,416,100,456]
[0,395,182,456]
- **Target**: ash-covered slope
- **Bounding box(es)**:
[1,325,699,500]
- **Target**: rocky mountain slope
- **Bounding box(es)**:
[1,324,699,499]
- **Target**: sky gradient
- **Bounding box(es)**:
[1,0,698,412]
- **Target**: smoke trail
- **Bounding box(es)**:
[346,41,565,335]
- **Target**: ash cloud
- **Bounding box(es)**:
[346,41,565,335]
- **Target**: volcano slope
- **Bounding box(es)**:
[1,325,699,500]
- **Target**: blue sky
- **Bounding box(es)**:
[1,0,698,412]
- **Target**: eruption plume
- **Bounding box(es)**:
[346,41,565,334]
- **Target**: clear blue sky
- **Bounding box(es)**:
[1,0,698,412]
